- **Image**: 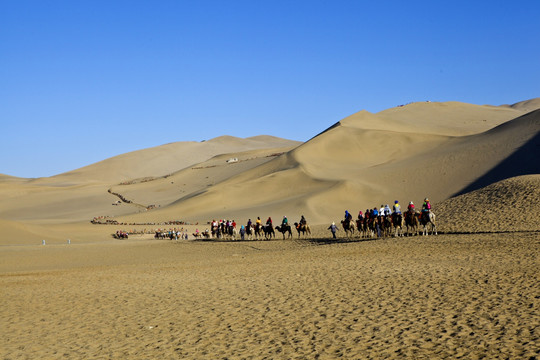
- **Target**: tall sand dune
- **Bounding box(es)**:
[115,101,539,226]
[0,136,300,228]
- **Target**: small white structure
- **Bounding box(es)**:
[226,158,238,163]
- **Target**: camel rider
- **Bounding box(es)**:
[266,217,273,226]
[372,207,379,217]
[247,219,252,228]
[358,211,364,221]
[282,216,288,226]
[422,198,431,221]
[422,198,431,211]
[384,204,392,216]
[393,200,401,214]
[300,215,307,226]
[256,217,262,226]
[407,201,415,213]
[344,210,352,224]
[380,205,385,217]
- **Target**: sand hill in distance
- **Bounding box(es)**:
[0,98,539,244]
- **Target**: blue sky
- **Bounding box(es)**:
[2,0,539,178]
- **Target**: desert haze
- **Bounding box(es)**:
[1,99,539,359]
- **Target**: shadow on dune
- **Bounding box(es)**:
[454,125,540,197]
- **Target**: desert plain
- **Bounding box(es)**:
[1,99,539,359]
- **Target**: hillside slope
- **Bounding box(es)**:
[116,101,539,225]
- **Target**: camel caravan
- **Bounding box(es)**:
[115,199,436,242]
[341,199,437,239]
[195,216,311,241]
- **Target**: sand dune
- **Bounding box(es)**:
[435,174,540,233]
[375,101,528,135]
[113,100,539,226]
[50,135,301,183]
[0,136,300,228]
[505,97,540,112]
[107,146,297,209]
[0,98,538,236]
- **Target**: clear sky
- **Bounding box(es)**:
[2,0,539,178]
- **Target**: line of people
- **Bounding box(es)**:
[205,215,310,240]
[335,198,433,238]
[343,198,431,223]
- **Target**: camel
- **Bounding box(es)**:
[253,223,264,239]
[391,213,404,237]
[263,224,275,240]
[275,224,293,239]
[420,211,437,235]
[294,222,311,238]
[245,224,255,240]
[341,219,355,238]
[404,210,419,236]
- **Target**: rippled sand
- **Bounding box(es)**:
[1,231,538,359]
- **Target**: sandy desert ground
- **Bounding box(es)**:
[1,98,539,359]
[1,231,538,359]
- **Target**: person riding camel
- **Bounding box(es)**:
[266,217,273,227]
[282,216,288,226]
[384,204,392,216]
[407,201,415,213]
[300,215,307,226]
[379,205,385,217]
[256,217,262,225]
[422,198,431,222]
[344,210,352,225]
[393,200,401,214]
[358,211,364,221]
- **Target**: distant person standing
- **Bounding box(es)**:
[328,222,338,239]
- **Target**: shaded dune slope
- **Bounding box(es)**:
[454,110,540,195]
